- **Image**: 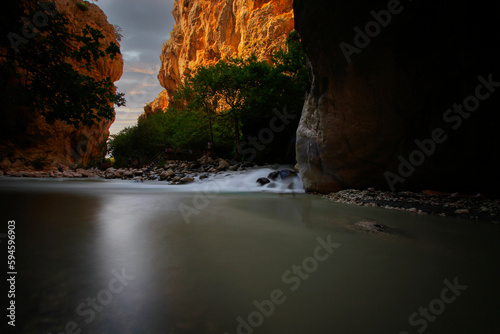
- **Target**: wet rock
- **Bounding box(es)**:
[160,169,175,181]
[104,171,116,179]
[180,177,195,184]
[268,169,297,181]
[268,171,280,181]
[354,221,389,234]
[77,169,91,178]
[217,159,229,171]
[198,156,215,165]
[63,171,76,178]
[199,174,209,180]
[122,170,134,178]
[256,177,271,186]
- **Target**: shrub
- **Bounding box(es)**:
[76,2,89,11]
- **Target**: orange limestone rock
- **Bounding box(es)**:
[0,0,123,170]
[145,0,294,116]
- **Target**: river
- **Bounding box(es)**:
[0,171,499,334]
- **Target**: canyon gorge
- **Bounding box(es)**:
[144,0,294,116]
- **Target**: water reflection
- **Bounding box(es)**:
[1,180,499,334]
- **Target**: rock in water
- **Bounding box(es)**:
[256,178,271,186]
[267,171,280,181]
[268,169,297,181]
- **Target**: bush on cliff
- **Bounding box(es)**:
[109,31,308,165]
[0,0,125,145]
[172,31,308,163]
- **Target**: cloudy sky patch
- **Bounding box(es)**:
[96,0,175,135]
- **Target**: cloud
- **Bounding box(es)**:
[125,67,158,75]
[128,90,147,95]
[96,0,176,134]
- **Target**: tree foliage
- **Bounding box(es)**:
[109,31,308,165]
[0,0,125,143]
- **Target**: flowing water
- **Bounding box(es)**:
[0,170,499,334]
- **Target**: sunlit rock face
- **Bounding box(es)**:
[144,0,294,117]
[0,0,123,170]
[294,0,500,194]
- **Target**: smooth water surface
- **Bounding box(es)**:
[0,177,499,334]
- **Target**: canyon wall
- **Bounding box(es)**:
[0,0,123,171]
[294,0,500,194]
[144,0,294,116]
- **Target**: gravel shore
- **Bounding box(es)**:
[324,189,500,223]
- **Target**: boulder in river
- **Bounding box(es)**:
[268,169,297,181]
[256,177,271,186]
[180,177,195,184]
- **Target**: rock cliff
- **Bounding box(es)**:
[144,0,294,116]
[0,0,123,170]
[294,0,500,194]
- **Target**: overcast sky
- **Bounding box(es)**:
[96,0,175,135]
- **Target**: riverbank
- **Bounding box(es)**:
[0,157,255,184]
[324,189,500,223]
[3,160,499,223]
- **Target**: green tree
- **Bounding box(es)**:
[174,31,308,162]
[0,0,125,143]
[110,30,308,164]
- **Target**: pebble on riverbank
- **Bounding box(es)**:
[324,189,500,223]
[0,158,256,186]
